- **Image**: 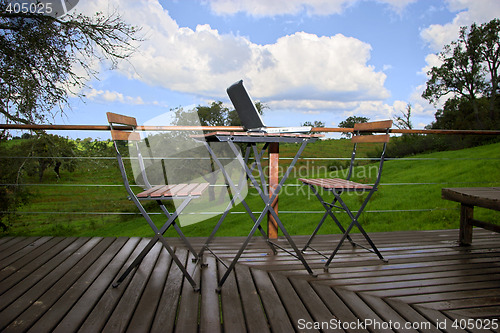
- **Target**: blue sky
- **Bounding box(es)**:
[57,0,500,139]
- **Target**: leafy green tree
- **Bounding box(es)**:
[302,120,325,128]
[21,133,78,181]
[0,1,140,125]
[423,18,500,128]
[0,141,30,231]
[338,116,369,138]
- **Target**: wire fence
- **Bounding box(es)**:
[1,154,498,216]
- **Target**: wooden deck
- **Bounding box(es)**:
[1,229,500,332]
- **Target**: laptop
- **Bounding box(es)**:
[226,80,312,134]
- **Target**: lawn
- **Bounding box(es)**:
[3,140,500,238]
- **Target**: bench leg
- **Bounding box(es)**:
[459,204,474,246]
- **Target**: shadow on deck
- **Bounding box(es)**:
[0,229,499,332]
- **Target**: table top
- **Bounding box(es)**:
[442,187,500,211]
[193,131,323,143]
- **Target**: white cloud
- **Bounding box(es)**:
[206,0,417,17]
[421,0,500,52]
[86,88,146,105]
[75,0,390,113]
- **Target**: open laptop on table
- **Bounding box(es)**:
[227,80,312,134]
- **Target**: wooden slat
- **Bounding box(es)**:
[288,277,341,333]
[106,112,138,127]
[28,238,129,333]
[359,294,419,333]
[151,184,187,198]
[176,183,202,197]
[235,265,270,333]
[199,256,221,333]
[77,238,151,333]
[299,178,373,190]
[110,129,141,141]
[269,272,320,333]
[252,269,295,332]
[127,247,172,332]
[136,185,166,198]
[174,253,201,333]
[0,238,97,331]
[219,261,246,332]
[191,183,210,196]
[312,284,369,333]
[354,120,392,131]
[101,242,163,333]
[150,249,188,333]
[351,134,390,143]
[51,237,140,333]
[6,238,115,332]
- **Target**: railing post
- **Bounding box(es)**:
[268,142,279,239]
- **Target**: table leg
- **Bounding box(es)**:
[459,203,474,246]
[268,142,279,239]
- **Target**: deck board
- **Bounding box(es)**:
[0,229,499,332]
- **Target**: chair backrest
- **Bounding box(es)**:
[107,112,153,191]
[107,112,141,141]
[346,120,392,185]
[352,120,392,143]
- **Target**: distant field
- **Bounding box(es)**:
[3,140,500,238]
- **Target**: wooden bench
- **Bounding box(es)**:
[442,187,500,245]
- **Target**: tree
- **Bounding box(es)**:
[338,116,369,138]
[0,1,140,126]
[302,120,325,128]
[393,103,413,130]
[474,19,500,121]
[422,19,500,128]
[21,133,78,181]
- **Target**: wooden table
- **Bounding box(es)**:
[193,131,322,290]
[442,187,500,245]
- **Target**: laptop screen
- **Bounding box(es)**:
[227,80,265,131]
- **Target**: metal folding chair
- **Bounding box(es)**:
[299,120,392,271]
[107,112,208,291]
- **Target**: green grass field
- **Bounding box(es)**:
[3,140,500,238]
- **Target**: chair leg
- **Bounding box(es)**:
[157,202,199,261]
[114,197,200,291]
[323,191,386,271]
[113,235,159,288]
[302,186,354,252]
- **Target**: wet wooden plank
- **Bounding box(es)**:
[175,253,201,333]
[150,249,189,333]
[102,241,163,333]
[0,238,98,331]
[199,256,221,333]
[334,288,393,333]
[27,237,129,333]
[288,277,341,333]
[51,237,139,333]
[127,247,172,332]
[0,237,72,288]
[251,268,294,332]
[6,238,115,332]
[235,264,270,333]
[312,283,369,333]
[219,261,246,332]
[269,272,319,333]
[77,238,151,333]
[385,299,441,333]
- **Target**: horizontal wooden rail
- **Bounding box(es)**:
[1,123,500,135]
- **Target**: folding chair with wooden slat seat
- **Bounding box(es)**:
[107,112,208,291]
[299,120,392,271]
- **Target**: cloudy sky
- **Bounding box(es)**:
[61,0,500,137]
